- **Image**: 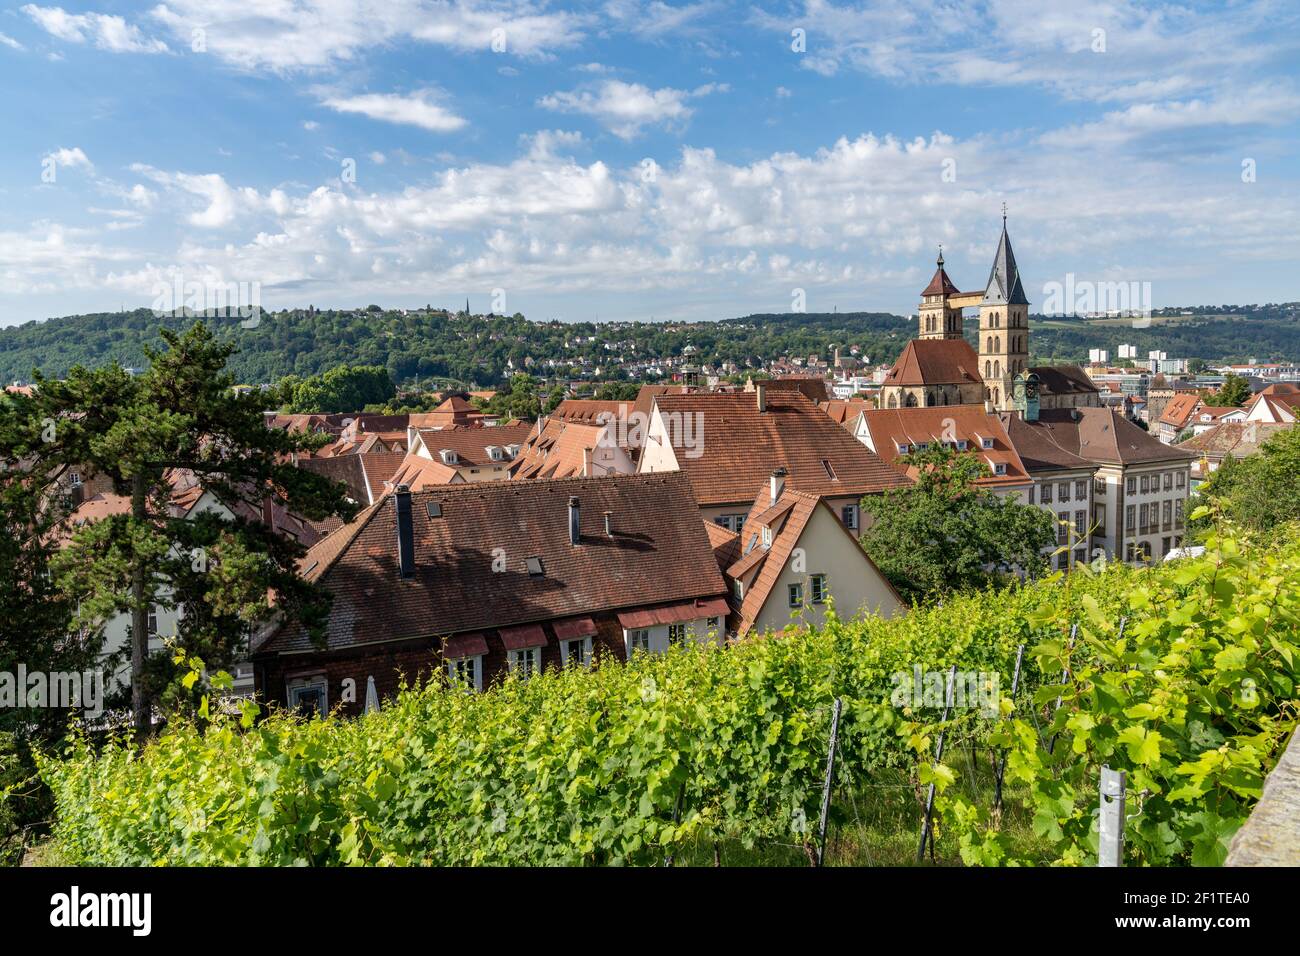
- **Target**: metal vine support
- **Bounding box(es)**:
[917,664,958,863]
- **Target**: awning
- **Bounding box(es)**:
[498,623,548,650]
[443,632,489,658]
[553,616,598,641]
[617,596,730,629]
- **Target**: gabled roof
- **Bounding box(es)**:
[1176,421,1290,459]
[723,486,900,636]
[411,421,533,467]
[385,452,461,491]
[648,390,910,506]
[982,221,1029,306]
[257,472,727,655]
[551,399,632,425]
[819,399,873,428]
[763,376,832,403]
[861,407,1031,487]
[1159,393,1201,428]
[998,412,1094,473]
[509,418,609,480]
[884,339,983,387]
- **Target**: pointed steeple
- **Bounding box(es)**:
[982,210,1028,306]
[921,246,960,296]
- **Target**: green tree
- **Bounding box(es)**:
[1207,372,1252,408]
[543,384,568,414]
[860,446,1056,602]
[1193,425,1300,532]
[287,365,395,413]
[4,324,358,738]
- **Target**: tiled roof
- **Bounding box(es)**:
[551,399,632,425]
[819,399,873,428]
[256,472,728,655]
[703,520,741,568]
[509,417,623,480]
[884,339,983,387]
[724,486,899,636]
[1029,365,1099,397]
[860,407,1031,488]
[412,421,533,467]
[1176,421,1291,458]
[1026,408,1194,466]
[998,413,1094,473]
[648,390,910,506]
[385,453,460,491]
[1159,393,1201,428]
[921,262,960,296]
[766,376,832,403]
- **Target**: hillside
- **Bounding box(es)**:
[1,302,1297,387]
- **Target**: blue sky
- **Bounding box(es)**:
[1,0,1298,328]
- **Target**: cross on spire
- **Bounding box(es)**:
[1001,201,1007,225]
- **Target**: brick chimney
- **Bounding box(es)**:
[394,484,415,579]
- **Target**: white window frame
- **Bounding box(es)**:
[626,628,652,656]
[561,637,593,668]
[446,655,483,692]
[508,646,542,679]
[287,676,328,717]
[788,582,804,609]
[810,574,828,605]
[841,504,859,530]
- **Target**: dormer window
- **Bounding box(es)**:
[761,525,772,550]
[980,436,994,450]
[896,443,910,454]
[486,445,503,461]
[993,462,1007,476]
[955,439,968,451]
[440,449,458,465]
[505,444,521,458]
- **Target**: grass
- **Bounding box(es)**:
[674,756,1055,867]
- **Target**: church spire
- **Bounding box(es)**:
[983,209,1028,306]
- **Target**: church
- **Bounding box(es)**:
[879,213,1100,414]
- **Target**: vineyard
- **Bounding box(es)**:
[36,515,1300,866]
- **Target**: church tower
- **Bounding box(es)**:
[978,208,1029,410]
[917,248,963,340]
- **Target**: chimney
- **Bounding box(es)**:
[771,467,788,502]
[568,496,581,546]
[603,510,613,537]
[755,380,768,413]
[394,483,415,579]
[582,446,593,476]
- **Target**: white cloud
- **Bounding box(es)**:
[0,32,25,51]
[320,90,467,132]
[147,0,590,72]
[369,151,387,165]
[538,79,724,139]
[44,146,92,171]
[22,5,168,53]
[302,120,320,131]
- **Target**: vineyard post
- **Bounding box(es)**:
[1098,766,1126,867]
[663,782,686,867]
[814,696,843,868]
[992,643,1025,817]
[917,664,957,862]
[1047,622,1077,756]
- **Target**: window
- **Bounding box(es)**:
[788,583,804,609]
[1125,504,1136,536]
[841,504,859,530]
[993,462,1007,476]
[508,647,542,678]
[667,623,687,644]
[425,501,442,518]
[1162,500,1172,531]
[1175,499,1184,529]
[1126,476,1136,495]
[1139,503,1149,534]
[954,439,968,451]
[811,574,828,604]
[1093,478,1106,497]
[1176,471,1186,489]
[1027,485,1035,505]
[628,629,651,654]
[705,616,720,633]
[1162,536,1172,556]
[69,471,82,486]
[981,437,994,450]
[1040,482,1053,504]
[1059,482,1071,502]
[1163,472,1173,491]
[1075,510,1086,534]
[732,579,744,600]
[761,525,773,550]
[1075,480,1087,500]
[147,605,158,636]
[562,638,592,667]
[287,678,327,718]
[1094,504,1106,535]
[1057,512,1069,545]
[821,459,838,480]
[1074,548,1085,566]
[526,556,544,577]
[447,656,483,691]
[1140,475,1150,494]
[714,514,746,533]
[1125,543,1135,562]
[896,443,910,455]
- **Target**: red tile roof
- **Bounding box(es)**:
[1159,393,1201,428]
[884,339,983,387]
[860,407,1031,488]
[257,472,728,655]
[648,390,910,506]
[921,263,960,296]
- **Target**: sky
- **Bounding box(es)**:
[0,0,1298,328]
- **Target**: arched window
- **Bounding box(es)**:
[994,361,1001,378]
[995,336,1000,352]
[985,360,991,377]
[994,387,1000,404]
[905,393,918,408]
[888,393,897,409]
